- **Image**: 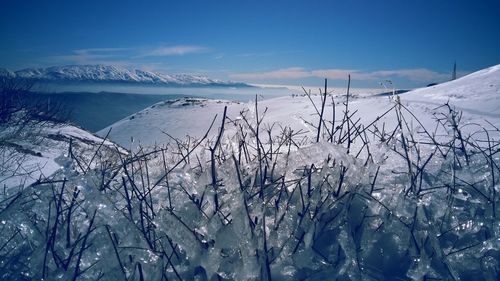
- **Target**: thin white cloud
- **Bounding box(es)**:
[46,45,210,65]
[236,52,274,58]
[231,67,310,80]
[46,48,129,65]
[73,48,127,54]
[367,69,450,81]
[231,67,450,83]
[311,69,358,80]
[213,54,225,60]
[139,45,208,57]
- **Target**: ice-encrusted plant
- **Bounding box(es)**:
[0,79,498,280]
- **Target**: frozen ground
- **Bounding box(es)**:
[1,65,499,280]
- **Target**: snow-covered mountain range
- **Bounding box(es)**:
[0,64,250,87]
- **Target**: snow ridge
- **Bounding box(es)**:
[0,65,250,87]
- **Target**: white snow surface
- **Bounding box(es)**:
[404,64,500,118]
[0,124,126,189]
[2,64,499,281]
[100,64,500,149]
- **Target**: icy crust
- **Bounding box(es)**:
[1,97,499,281]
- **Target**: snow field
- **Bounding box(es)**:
[0,65,499,280]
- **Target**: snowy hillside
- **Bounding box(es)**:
[101,64,500,149]
[404,64,500,118]
[0,64,250,87]
[1,65,499,281]
[100,98,245,149]
[0,124,126,189]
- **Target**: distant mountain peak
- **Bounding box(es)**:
[0,64,250,87]
[0,68,16,78]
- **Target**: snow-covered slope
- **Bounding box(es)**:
[3,64,499,281]
[403,64,500,118]
[100,64,500,149]
[0,65,250,87]
[0,124,126,189]
[100,98,244,149]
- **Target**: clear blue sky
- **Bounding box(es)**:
[1,0,499,88]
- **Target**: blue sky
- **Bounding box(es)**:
[1,0,499,88]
